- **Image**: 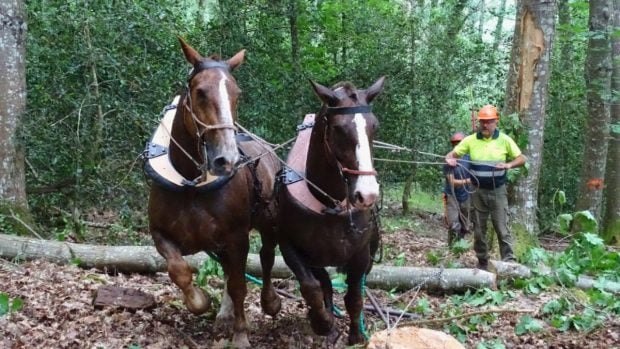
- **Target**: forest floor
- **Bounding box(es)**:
[1,207,619,349]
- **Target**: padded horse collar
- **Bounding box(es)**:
[143,96,237,193]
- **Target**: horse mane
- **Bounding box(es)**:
[331,81,356,92]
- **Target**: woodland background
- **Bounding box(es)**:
[1,1,620,348]
[0,0,619,245]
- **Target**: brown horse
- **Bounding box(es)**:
[260,77,385,345]
[146,38,281,348]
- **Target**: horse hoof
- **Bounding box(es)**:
[183,287,210,315]
[232,332,251,349]
[260,290,282,316]
[348,331,365,345]
[215,312,235,328]
[309,310,335,336]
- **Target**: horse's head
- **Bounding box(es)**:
[310,76,386,210]
[179,38,245,177]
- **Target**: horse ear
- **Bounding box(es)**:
[309,79,338,105]
[226,49,246,71]
[178,37,203,66]
[366,76,386,103]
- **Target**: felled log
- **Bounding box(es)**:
[492,260,620,294]
[0,233,517,293]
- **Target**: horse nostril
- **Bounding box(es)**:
[213,156,232,174]
[355,192,364,204]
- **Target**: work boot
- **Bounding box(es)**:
[477,258,488,271]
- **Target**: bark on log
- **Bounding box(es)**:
[0,234,496,292]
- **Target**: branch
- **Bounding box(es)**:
[398,308,535,327]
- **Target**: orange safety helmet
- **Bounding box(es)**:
[478,105,499,120]
[450,132,465,144]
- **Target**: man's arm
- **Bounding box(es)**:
[446,172,471,187]
[495,154,526,170]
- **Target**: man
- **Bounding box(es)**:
[445,105,526,270]
[443,132,472,246]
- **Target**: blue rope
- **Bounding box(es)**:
[202,253,368,339]
[360,273,369,340]
[205,252,263,286]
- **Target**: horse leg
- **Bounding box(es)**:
[343,251,371,345]
[280,243,334,336]
[217,249,251,349]
[259,231,281,316]
[151,230,210,314]
[310,267,335,316]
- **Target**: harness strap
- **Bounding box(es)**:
[325,105,372,116]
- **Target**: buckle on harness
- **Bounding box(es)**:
[144,142,168,159]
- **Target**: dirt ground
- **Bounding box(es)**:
[1,210,619,349]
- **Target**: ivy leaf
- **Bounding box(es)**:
[415,297,432,315]
[557,213,573,234]
[554,190,567,206]
[515,315,543,335]
[550,314,572,332]
[581,232,604,247]
[0,293,9,316]
[10,297,23,312]
[573,212,598,234]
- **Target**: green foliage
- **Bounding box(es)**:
[0,293,24,316]
[450,238,471,256]
[514,315,543,335]
[195,257,224,287]
[414,297,432,315]
[425,250,441,266]
[539,0,589,229]
[451,288,511,308]
[22,0,515,239]
[0,202,35,236]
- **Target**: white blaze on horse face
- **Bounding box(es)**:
[216,70,239,161]
[352,113,380,205]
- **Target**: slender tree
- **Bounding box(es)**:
[576,0,612,222]
[492,0,508,53]
[0,0,29,216]
[504,0,558,235]
[602,0,620,243]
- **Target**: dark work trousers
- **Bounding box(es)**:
[444,193,472,245]
[472,185,515,262]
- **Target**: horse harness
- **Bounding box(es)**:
[277,110,379,238]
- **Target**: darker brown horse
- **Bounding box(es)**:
[146,38,281,348]
[260,77,385,345]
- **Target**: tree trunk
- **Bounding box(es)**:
[0,234,496,292]
[287,0,303,117]
[558,0,573,64]
[503,0,558,235]
[4,234,616,294]
[576,1,612,222]
[602,0,620,244]
[492,260,620,294]
[478,0,486,39]
[491,0,507,53]
[0,0,29,216]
